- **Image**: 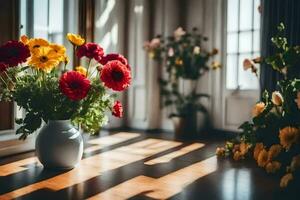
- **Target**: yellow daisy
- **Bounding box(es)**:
[29,47,61,72]
[75,66,87,77]
[28,38,49,52]
[49,44,66,61]
[20,35,30,45]
[67,33,85,46]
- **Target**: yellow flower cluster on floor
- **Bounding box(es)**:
[20,35,68,72]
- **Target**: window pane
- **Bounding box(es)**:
[253,30,260,52]
[33,0,49,38]
[238,54,259,89]
[227,0,239,32]
[227,33,238,53]
[226,54,238,89]
[49,0,64,43]
[253,0,260,29]
[239,31,252,53]
[239,0,253,31]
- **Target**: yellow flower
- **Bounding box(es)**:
[240,142,250,155]
[290,154,300,171]
[210,48,219,55]
[75,66,87,77]
[265,161,281,173]
[29,47,61,72]
[253,143,264,161]
[20,35,29,45]
[279,127,299,150]
[175,58,183,66]
[211,61,221,70]
[257,149,268,167]
[268,144,282,161]
[271,91,283,106]
[280,173,293,188]
[233,151,243,161]
[67,33,85,46]
[28,38,49,52]
[252,102,265,117]
[49,44,66,61]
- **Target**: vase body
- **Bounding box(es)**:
[172,112,197,140]
[35,120,83,170]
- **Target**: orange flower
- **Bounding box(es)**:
[216,147,226,157]
[253,143,264,161]
[240,142,250,155]
[268,144,282,161]
[291,154,300,171]
[257,149,268,167]
[280,173,293,188]
[252,102,265,117]
[265,161,281,173]
[279,127,299,150]
[233,151,243,161]
[20,35,29,45]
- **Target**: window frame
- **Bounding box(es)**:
[225,0,261,91]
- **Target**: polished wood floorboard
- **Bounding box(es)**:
[0,131,297,200]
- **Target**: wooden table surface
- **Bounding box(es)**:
[0,131,297,200]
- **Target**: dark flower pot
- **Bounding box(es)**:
[172,113,198,140]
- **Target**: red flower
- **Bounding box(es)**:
[100,53,128,65]
[112,101,123,118]
[0,62,8,72]
[100,60,131,91]
[76,42,104,62]
[0,40,30,67]
[59,71,91,101]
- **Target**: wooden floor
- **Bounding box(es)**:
[0,131,297,200]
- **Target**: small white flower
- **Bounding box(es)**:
[193,46,201,55]
[174,27,186,41]
[150,38,160,48]
[243,59,253,71]
[281,67,287,75]
[272,91,283,106]
[168,48,174,57]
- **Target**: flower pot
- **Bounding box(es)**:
[35,120,83,170]
[172,114,198,140]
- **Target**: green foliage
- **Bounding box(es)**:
[1,67,114,140]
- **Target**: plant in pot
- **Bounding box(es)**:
[144,27,220,139]
[0,34,131,169]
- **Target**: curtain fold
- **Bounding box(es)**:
[260,0,300,94]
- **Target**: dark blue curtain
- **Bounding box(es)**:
[260,0,300,93]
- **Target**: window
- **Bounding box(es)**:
[226,0,261,90]
[20,0,79,67]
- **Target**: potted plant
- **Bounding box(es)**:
[144,27,220,139]
[216,23,300,189]
[0,33,131,169]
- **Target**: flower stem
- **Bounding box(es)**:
[87,59,92,77]
[0,74,9,88]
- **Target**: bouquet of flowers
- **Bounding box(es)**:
[216,23,300,189]
[143,27,220,118]
[0,33,131,139]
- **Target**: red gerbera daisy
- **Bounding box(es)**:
[0,62,8,72]
[100,60,131,91]
[76,42,104,62]
[100,53,128,65]
[59,71,91,101]
[112,101,123,118]
[0,40,30,67]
